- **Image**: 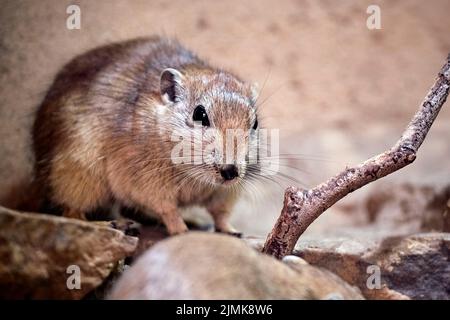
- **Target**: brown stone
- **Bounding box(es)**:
[0,206,138,299]
[295,233,450,300]
[361,183,450,234]
[109,232,363,299]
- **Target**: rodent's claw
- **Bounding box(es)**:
[109,219,141,237]
[215,228,243,238]
[228,231,243,238]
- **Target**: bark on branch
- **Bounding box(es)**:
[263,54,450,259]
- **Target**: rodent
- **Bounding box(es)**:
[32,36,260,235]
[108,232,364,299]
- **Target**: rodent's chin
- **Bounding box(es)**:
[220,178,239,186]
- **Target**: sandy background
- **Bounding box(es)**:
[1,0,449,237]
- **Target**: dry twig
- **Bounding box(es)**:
[263,54,450,259]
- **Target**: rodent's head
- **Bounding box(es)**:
[158,67,260,187]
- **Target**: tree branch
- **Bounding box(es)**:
[263,54,450,259]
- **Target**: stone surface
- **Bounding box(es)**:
[109,232,363,300]
[2,198,448,299]
[0,206,138,299]
[295,233,450,300]
[354,183,450,235]
[305,183,450,240]
[127,218,450,300]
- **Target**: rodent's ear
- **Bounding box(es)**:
[250,83,259,106]
[160,68,184,103]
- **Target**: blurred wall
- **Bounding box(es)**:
[1,0,449,235]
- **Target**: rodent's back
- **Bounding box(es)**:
[33,36,204,159]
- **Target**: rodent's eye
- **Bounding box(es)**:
[252,117,258,130]
[193,105,210,127]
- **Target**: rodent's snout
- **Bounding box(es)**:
[219,164,239,181]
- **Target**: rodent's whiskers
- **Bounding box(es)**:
[258,160,312,177]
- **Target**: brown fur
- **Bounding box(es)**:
[32,36,259,234]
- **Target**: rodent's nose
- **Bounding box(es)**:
[220,165,239,181]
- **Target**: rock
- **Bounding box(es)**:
[109,232,363,300]
[0,206,138,299]
[295,233,450,300]
[130,218,214,259]
[281,255,364,300]
[348,183,450,236]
